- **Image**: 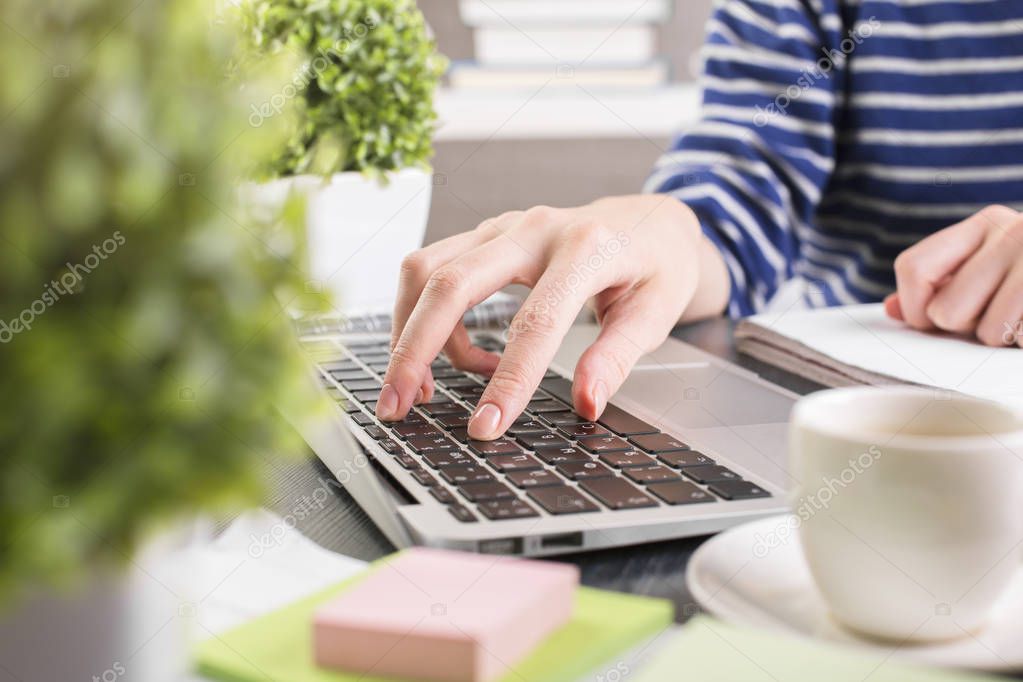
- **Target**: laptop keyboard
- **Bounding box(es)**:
[314,334,771,524]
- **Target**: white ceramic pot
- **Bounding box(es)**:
[243,168,432,315]
[0,529,192,682]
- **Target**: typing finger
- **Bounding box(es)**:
[392,230,491,402]
[468,227,617,439]
[572,282,690,420]
[378,236,536,421]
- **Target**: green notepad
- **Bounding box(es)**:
[195,557,673,682]
[632,616,1003,682]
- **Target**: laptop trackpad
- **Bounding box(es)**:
[617,365,795,429]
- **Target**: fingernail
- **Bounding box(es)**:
[592,380,608,417]
[414,387,424,405]
[468,403,502,440]
[377,383,398,420]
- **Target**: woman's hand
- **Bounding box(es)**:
[375,195,730,439]
[886,205,1023,347]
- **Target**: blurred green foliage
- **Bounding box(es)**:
[240,0,447,178]
[0,0,324,603]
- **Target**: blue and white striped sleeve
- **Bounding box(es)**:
[645,0,843,316]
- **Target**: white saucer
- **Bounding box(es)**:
[687,515,1023,672]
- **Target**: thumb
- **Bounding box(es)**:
[883,292,903,321]
[571,287,676,421]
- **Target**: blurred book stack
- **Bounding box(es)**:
[449,0,674,90]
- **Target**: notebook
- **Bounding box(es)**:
[631,616,1002,682]
[195,554,673,682]
[735,304,1023,410]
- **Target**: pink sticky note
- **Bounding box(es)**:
[313,547,579,682]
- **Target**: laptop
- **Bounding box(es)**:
[287,319,796,556]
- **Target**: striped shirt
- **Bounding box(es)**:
[645,0,1023,316]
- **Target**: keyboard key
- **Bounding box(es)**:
[448,504,477,523]
[341,339,384,350]
[623,465,683,485]
[432,369,469,381]
[658,450,714,468]
[422,402,467,417]
[437,375,479,388]
[440,465,496,485]
[534,446,590,464]
[485,454,543,473]
[555,460,613,480]
[477,498,539,520]
[537,377,577,404]
[351,412,375,426]
[541,412,589,426]
[395,454,419,469]
[367,361,390,372]
[329,369,370,381]
[356,352,390,363]
[468,438,524,456]
[422,450,474,469]
[506,469,563,489]
[527,399,569,414]
[527,486,600,514]
[337,398,361,414]
[378,438,403,455]
[341,378,381,391]
[352,389,383,403]
[449,427,469,443]
[411,469,437,487]
[647,481,716,505]
[579,478,657,510]
[681,465,742,484]
[458,481,515,502]
[406,435,459,454]
[507,419,548,435]
[364,425,388,440]
[596,404,658,436]
[323,360,360,372]
[578,436,633,454]
[430,487,456,504]
[392,422,441,439]
[598,450,655,468]
[436,412,472,429]
[557,422,611,439]
[630,433,690,453]
[431,358,452,369]
[709,480,771,500]
[452,386,486,399]
[516,432,571,450]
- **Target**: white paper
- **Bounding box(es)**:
[165,509,367,637]
[747,304,1023,409]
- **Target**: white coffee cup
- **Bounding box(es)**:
[790,386,1023,642]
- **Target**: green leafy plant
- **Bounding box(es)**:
[241,0,448,178]
[0,0,323,603]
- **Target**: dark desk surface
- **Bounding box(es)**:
[260,317,825,621]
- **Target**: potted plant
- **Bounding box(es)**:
[239,0,448,314]
[0,0,320,679]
